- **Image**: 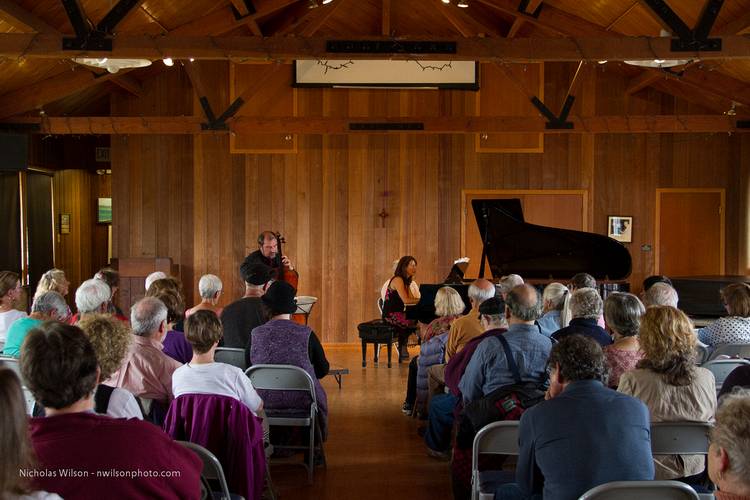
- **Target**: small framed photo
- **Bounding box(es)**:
[59,213,70,234]
[97,198,112,224]
[608,216,633,243]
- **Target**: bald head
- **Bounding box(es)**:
[468,279,496,309]
[506,284,542,323]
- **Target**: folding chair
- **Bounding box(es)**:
[694,345,710,365]
[0,356,35,415]
[578,480,699,500]
[178,441,243,500]
[702,359,750,391]
[215,347,247,370]
[471,421,520,500]
[245,364,325,484]
[650,422,711,456]
[707,343,750,361]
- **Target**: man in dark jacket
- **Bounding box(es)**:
[551,287,612,346]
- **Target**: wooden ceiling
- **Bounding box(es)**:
[0,0,748,121]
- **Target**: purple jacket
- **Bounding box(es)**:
[162,330,193,364]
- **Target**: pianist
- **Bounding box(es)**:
[383,256,421,361]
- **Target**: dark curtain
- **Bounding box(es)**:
[0,172,21,273]
[25,172,54,296]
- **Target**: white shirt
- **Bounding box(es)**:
[172,362,262,415]
[0,309,27,343]
[104,386,144,420]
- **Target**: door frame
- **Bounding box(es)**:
[654,188,725,275]
[460,189,589,259]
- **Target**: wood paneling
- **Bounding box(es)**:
[109,62,746,343]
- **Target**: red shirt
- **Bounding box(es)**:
[29,412,202,500]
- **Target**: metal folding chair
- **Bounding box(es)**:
[650,422,712,456]
[245,364,325,484]
[0,356,35,415]
[578,480,700,500]
[215,347,247,370]
[178,441,243,500]
[702,359,750,391]
[471,421,520,500]
[707,343,750,361]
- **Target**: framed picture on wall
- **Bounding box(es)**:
[608,216,632,243]
[97,198,112,224]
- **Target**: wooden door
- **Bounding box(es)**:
[656,189,724,276]
[461,190,587,279]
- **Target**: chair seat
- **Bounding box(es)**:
[479,469,515,493]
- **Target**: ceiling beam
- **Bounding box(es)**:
[300,0,347,37]
[230,0,251,17]
[521,0,543,15]
[97,0,144,34]
[714,9,750,35]
[437,5,475,38]
[6,114,746,135]
[626,71,663,95]
[109,74,143,97]
[1,33,749,62]
[507,17,524,38]
[0,0,61,35]
[172,1,298,37]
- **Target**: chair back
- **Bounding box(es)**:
[694,345,710,365]
[0,356,22,381]
[245,364,317,405]
[471,421,520,500]
[177,441,233,500]
[215,347,247,370]
[707,343,750,361]
[702,359,750,388]
[578,480,699,500]
[650,422,711,455]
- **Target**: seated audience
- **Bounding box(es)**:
[220,264,271,363]
[563,273,606,329]
[0,271,27,345]
[3,291,68,358]
[552,287,612,346]
[249,281,329,435]
[144,271,167,291]
[643,282,679,308]
[74,278,111,319]
[602,292,645,388]
[107,297,182,408]
[147,286,192,364]
[20,322,201,499]
[708,390,750,500]
[147,277,187,331]
[698,282,750,347]
[77,314,142,419]
[497,274,524,300]
[33,269,70,301]
[619,306,716,480]
[718,365,750,402]
[93,267,128,320]
[382,256,420,361]
[185,274,223,318]
[536,282,567,337]
[495,335,654,500]
[0,367,62,500]
[402,286,464,416]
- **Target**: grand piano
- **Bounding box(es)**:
[407,198,632,324]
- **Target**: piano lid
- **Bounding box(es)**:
[472,198,632,281]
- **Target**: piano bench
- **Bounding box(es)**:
[357,319,399,368]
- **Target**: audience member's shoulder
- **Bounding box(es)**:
[8,491,63,500]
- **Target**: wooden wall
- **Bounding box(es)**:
[110,62,748,343]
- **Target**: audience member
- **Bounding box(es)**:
[77,314,142,419]
[718,365,750,402]
[249,281,329,436]
[93,267,127,320]
[619,306,716,481]
[382,256,420,361]
[552,287,612,346]
[74,278,111,318]
[708,390,750,500]
[602,292,645,388]
[643,282,679,308]
[21,321,201,499]
[642,274,673,292]
[144,271,167,291]
[0,271,26,344]
[0,367,61,500]
[185,274,223,318]
[570,272,596,290]
[220,263,271,364]
[497,274,524,300]
[536,282,567,337]
[3,291,68,358]
[495,336,654,500]
[107,297,182,408]
[403,286,464,416]
[147,287,192,364]
[33,269,70,301]
[698,282,750,347]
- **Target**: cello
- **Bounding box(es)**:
[274,232,306,325]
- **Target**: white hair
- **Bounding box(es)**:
[130,297,167,336]
[542,282,568,311]
[570,287,603,320]
[31,291,69,319]
[468,280,496,305]
[643,282,679,308]
[75,278,111,314]
[198,274,223,299]
[497,274,524,295]
[145,271,167,291]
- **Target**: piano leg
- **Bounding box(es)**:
[361,340,367,368]
[386,341,392,369]
[374,343,380,364]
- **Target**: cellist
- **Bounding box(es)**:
[240,231,298,288]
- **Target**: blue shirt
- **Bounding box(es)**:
[517,380,654,500]
[535,310,561,337]
[551,317,613,347]
[2,317,42,358]
[458,323,551,402]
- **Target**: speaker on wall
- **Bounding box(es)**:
[0,133,28,171]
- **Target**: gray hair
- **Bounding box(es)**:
[468,280,496,305]
[130,297,168,337]
[643,282,679,308]
[711,389,750,486]
[604,292,645,337]
[506,284,542,321]
[570,287,603,320]
[198,274,223,299]
[75,279,111,314]
[31,291,69,319]
[145,271,167,291]
[570,273,596,290]
[497,274,524,295]
[542,282,568,311]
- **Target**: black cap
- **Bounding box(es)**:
[241,263,273,286]
[479,296,505,316]
[261,281,297,314]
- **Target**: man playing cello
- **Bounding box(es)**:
[241,231,297,288]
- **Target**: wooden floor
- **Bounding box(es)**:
[272,345,452,499]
